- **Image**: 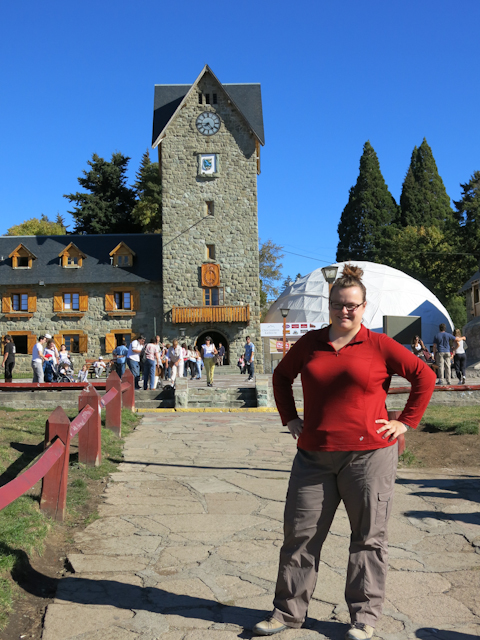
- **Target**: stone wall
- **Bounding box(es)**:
[160,72,263,369]
[0,282,162,373]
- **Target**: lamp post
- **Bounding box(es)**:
[321,265,339,324]
[280,308,289,358]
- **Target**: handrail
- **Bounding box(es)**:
[0,438,65,511]
[0,370,135,521]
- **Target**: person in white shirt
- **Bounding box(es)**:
[77,364,89,383]
[202,336,218,387]
[167,339,183,385]
[127,335,145,389]
[32,335,47,383]
[93,356,107,378]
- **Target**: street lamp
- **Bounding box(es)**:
[321,265,339,324]
[280,308,289,358]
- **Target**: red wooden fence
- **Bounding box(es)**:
[0,370,135,521]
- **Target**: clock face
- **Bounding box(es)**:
[196,111,221,136]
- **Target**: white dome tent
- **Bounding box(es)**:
[264,261,453,345]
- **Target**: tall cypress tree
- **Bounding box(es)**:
[65,153,141,234]
[132,150,162,233]
[399,138,454,229]
[336,141,399,262]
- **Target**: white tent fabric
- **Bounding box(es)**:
[264,261,453,345]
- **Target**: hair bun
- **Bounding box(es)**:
[341,263,364,281]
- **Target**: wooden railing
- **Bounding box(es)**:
[0,370,135,521]
[172,305,250,324]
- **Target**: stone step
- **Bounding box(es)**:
[187,399,245,408]
[135,399,175,409]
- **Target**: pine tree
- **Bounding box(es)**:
[336,141,399,262]
[64,153,140,234]
[132,149,162,233]
[399,138,454,229]
[453,170,480,281]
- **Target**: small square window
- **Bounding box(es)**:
[63,293,79,311]
[206,201,214,216]
[67,255,78,266]
[64,335,80,353]
[17,256,29,267]
[12,294,28,312]
[206,245,215,260]
[114,292,131,310]
[117,255,131,267]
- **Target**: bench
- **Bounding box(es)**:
[85,359,111,379]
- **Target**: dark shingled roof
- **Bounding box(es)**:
[460,266,480,293]
[152,81,265,146]
[0,234,162,285]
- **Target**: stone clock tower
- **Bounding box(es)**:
[152,65,265,368]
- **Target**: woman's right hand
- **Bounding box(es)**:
[287,418,304,439]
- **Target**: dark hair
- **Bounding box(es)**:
[411,335,421,346]
[150,337,156,344]
[181,342,187,349]
[439,323,446,332]
[4,335,11,342]
[330,264,366,302]
[205,336,212,342]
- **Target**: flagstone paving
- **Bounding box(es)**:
[42,412,480,639]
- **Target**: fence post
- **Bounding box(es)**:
[78,384,102,466]
[387,409,405,457]
[41,406,71,521]
[105,371,122,438]
[122,368,135,412]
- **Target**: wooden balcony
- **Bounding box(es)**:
[172,305,250,324]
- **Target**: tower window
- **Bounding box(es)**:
[213,93,217,104]
[198,93,202,104]
[206,244,215,260]
[205,93,210,105]
[206,201,214,216]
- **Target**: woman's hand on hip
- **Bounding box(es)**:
[375,419,407,442]
[287,418,304,439]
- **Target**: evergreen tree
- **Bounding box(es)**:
[454,170,480,268]
[259,239,284,319]
[6,214,67,236]
[132,149,162,233]
[64,153,140,234]
[399,138,454,229]
[336,141,399,262]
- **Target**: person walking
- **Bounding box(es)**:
[202,336,217,387]
[143,337,161,390]
[245,336,255,381]
[167,339,183,386]
[218,342,225,365]
[194,346,203,379]
[433,323,456,385]
[253,264,436,638]
[31,335,47,383]
[2,335,16,383]
[127,335,145,389]
[453,328,467,384]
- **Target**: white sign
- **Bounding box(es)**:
[261,322,324,337]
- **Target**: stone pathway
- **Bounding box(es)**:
[42,412,480,639]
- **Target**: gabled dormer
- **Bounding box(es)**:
[9,244,37,269]
[58,242,86,268]
[109,242,135,268]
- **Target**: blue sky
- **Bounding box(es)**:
[1,0,479,282]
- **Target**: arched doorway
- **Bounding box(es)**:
[196,330,229,365]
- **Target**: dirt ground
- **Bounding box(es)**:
[1,428,480,640]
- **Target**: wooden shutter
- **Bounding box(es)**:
[105,333,116,353]
[53,334,63,350]
[105,293,115,312]
[28,292,37,313]
[53,293,63,312]
[27,335,36,355]
[201,263,220,287]
[79,293,88,312]
[132,290,140,311]
[78,334,88,354]
[2,295,12,313]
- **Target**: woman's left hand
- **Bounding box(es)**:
[375,419,407,442]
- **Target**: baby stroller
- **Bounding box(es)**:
[58,357,75,382]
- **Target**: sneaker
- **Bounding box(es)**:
[253,616,287,636]
[462,376,466,384]
[345,623,375,640]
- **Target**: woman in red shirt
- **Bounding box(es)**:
[253,265,435,638]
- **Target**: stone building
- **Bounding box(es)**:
[0,234,162,373]
[460,263,480,364]
[0,65,265,372]
[152,65,264,367]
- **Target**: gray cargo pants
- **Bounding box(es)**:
[273,444,398,629]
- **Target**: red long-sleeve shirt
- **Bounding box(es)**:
[273,325,436,452]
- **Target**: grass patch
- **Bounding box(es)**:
[421,405,480,436]
[398,448,419,467]
[0,405,140,629]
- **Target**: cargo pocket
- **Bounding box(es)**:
[375,491,392,525]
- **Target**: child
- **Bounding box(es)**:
[77,364,89,383]
[237,354,246,374]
